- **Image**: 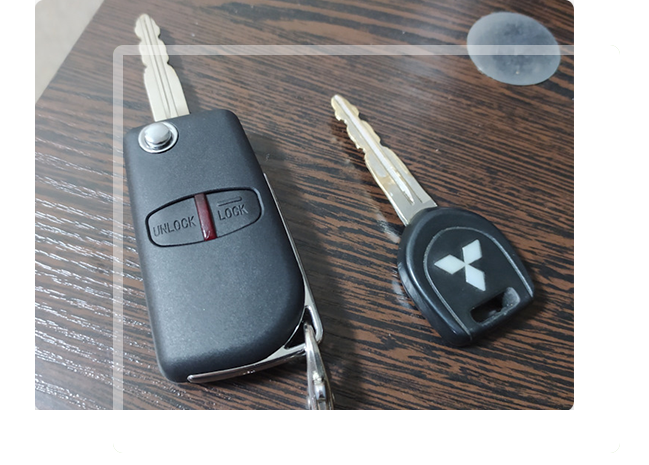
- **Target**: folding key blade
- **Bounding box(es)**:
[135,14,190,121]
[331,94,437,225]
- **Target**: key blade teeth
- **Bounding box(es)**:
[331,95,382,156]
[135,14,169,66]
[330,94,437,224]
[332,95,377,151]
[342,123,369,154]
[135,14,165,57]
[348,121,382,156]
[331,94,405,183]
[332,96,385,153]
[331,94,359,121]
[135,14,160,41]
[360,119,382,146]
[134,14,190,121]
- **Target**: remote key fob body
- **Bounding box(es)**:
[124,110,319,383]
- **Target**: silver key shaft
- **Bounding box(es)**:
[331,94,437,225]
[135,14,190,121]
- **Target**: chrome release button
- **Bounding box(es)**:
[138,122,178,153]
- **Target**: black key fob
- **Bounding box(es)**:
[398,207,534,346]
[124,110,322,382]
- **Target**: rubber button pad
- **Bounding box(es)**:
[147,189,261,246]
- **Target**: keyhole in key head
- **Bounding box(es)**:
[471,287,520,323]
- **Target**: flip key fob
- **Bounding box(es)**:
[124,110,321,382]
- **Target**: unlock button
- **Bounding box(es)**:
[207,189,261,237]
[147,198,204,246]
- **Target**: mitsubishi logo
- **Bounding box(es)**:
[434,239,486,291]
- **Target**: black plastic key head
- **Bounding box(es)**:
[397,207,534,346]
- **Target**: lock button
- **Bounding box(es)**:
[207,189,261,237]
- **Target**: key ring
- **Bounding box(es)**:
[304,322,334,410]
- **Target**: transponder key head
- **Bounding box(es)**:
[397,207,534,346]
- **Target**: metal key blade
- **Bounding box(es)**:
[135,14,190,121]
[331,95,437,225]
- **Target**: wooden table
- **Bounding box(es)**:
[35,0,573,410]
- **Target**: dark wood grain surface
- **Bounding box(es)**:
[35,0,573,410]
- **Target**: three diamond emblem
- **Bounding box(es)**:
[434,239,486,291]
